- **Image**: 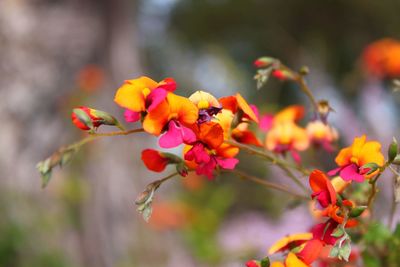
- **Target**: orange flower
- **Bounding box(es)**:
[306,120,338,152]
[362,38,400,78]
[329,135,384,182]
[184,122,239,179]
[114,76,159,112]
[215,108,260,149]
[265,121,309,163]
[272,105,304,125]
[219,93,259,123]
[143,93,199,149]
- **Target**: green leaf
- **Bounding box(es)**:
[338,240,351,261]
[331,226,345,238]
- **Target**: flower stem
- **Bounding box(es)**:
[62,128,145,152]
[367,174,381,215]
[227,169,309,200]
[225,139,310,194]
[388,173,399,229]
[280,63,319,115]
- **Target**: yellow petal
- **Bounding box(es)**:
[358,140,385,166]
[114,76,158,112]
[167,93,199,125]
[236,93,259,123]
[285,252,309,267]
[268,233,313,255]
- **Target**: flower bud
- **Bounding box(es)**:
[272,69,296,81]
[254,57,275,68]
[349,206,367,218]
[71,106,124,131]
[176,163,189,177]
[245,260,261,267]
[388,137,398,163]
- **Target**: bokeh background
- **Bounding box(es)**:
[1,0,400,266]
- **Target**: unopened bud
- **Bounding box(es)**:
[388,137,398,163]
[176,163,189,177]
[349,206,367,218]
[254,57,275,68]
[71,106,124,131]
[272,69,296,81]
[246,260,261,267]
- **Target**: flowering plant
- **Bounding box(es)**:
[37,50,400,266]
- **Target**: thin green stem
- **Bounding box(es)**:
[226,169,309,200]
[280,63,319,114]
[367,174,381,216]
[388,172,399,229]
[225,139,310,194]
[61,128,145,153]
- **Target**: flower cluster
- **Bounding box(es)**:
[246,134,387,266]
[38,55,400,267]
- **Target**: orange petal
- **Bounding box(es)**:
[236,93,259,123]
[285,252,309,267]
[273,105,305,125]
[309,169,337,205]
[196,122,224,149]
[167,93,199,125]
[114,76,158,112]
[219,96,238,113]
[297,239,323,265]
[216,143,239,158]
[143,100,170,135]
[335,147,353,166]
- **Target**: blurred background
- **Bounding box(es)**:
[1,0,400,266]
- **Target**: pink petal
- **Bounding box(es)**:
[184,143,210,164]
[196,159,216,179]
[249,104,260,121]
[124,109,140,123]
[216,157,239,170]
[327,167,342,176]
[311,220,339,245]
[340,164,365,182]
[290,150,301,164]
[180,124,197,144]
[159,121,183,148]
[157,77,177,92]
[146,88,168,111]
[259,114,274,132]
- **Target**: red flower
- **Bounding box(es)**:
[141,149,169,172]
[309,170,337,208]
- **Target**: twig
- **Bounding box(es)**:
[226,169,309,200]
[225,139,310,194]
